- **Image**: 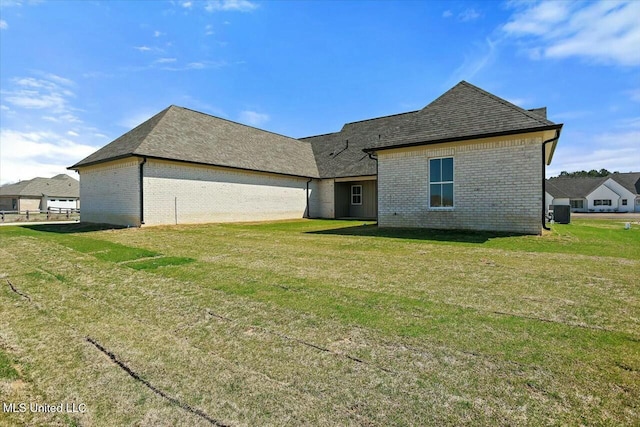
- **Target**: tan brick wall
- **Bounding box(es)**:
[143,160,312,225]
[78,159,141,226]
[378,135,544,234]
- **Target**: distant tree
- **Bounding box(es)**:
[552,169,615,178]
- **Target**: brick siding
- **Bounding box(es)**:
[378,136,544,234]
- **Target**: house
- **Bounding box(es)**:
[0,174,80,211]
[69,81,562,234]
[546,173,640,213]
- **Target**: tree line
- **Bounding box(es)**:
[555,169,618,178]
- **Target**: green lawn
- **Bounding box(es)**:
[1,219,638,426]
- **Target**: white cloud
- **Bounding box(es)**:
[442,10,453,18]
[154,57,177,64]
[160,60,228,71]
[134,45,152,52]
[0,129,96,184]
[0,19,7,29]
[239,110,269,127]
[205,0,258,13]
[503,1,640,66]
[205,24,214,35]
[458,8,480,22]
[181,1,192,9]
[3,76,75,112]
[67,130,79,137]
[447,37,497,85]
[153,30,163,37]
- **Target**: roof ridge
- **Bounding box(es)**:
[170,105,306,143]
[341,109,419,128]
[459,81,552,126]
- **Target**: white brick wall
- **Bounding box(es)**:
[78,159,141,226]
[143,160,312,225]
[310,179,335,218]
[378,136,544,234]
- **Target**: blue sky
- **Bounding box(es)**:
[0,0,638,184]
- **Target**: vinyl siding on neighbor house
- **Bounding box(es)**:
[378,134,544,234]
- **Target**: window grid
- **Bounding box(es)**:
[351,185,362,205]
[429,157,454,208]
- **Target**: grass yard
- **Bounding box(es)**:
[0,219,638,426]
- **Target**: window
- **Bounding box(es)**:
[351,185,362,205]
[622,199,627,206]
[570,200,584,209]
[594,199,612,206]
[429,157,454,208]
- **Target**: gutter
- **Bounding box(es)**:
[139,157,147,226]
[305,178,313,218]
[367,152,379,224]
[542,129,561,231]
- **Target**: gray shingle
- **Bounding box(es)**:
[302,111,416,178]
[546,173,640,198]
[610,172,640,195]
[70,106,320,178]
[546,176,609,198]
[0,174,79,198]
[365,81,561,151]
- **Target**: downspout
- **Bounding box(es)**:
[139,157,147,226]
[542,131,560,231]
[305,178,313,218]
[367,152,379,225]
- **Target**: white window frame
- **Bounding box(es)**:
[429,157,454,209]
[351,185,362,205]
[594,199,612,206]
[622,199,627,206]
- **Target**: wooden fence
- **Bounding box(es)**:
[0,208,80,223]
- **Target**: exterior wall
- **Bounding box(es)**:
[19,198,40,211]
[334,180,376,219]
[544,192,555,211]
[586,184,621,212]
[77,158,141,226]
[601,179,636,213]
[378,135,544,234]
[311,179,335,218]
[143,159,311,225]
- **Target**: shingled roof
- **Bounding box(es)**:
[302,111,416,178]
[363,81,561,151]
[611,172,640,195]
[70,106,320,178]
[302,81,561,177]
[546,173,640,198]
[0,174,79,198]
[71,81,562,180]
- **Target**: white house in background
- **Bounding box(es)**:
[70,81,563,234]
[546,173,640,213]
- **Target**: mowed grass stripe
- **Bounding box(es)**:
[1,245,370,426]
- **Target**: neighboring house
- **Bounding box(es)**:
[546,173,640,213]
[0,174,80,211]
[69,81,563,234]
